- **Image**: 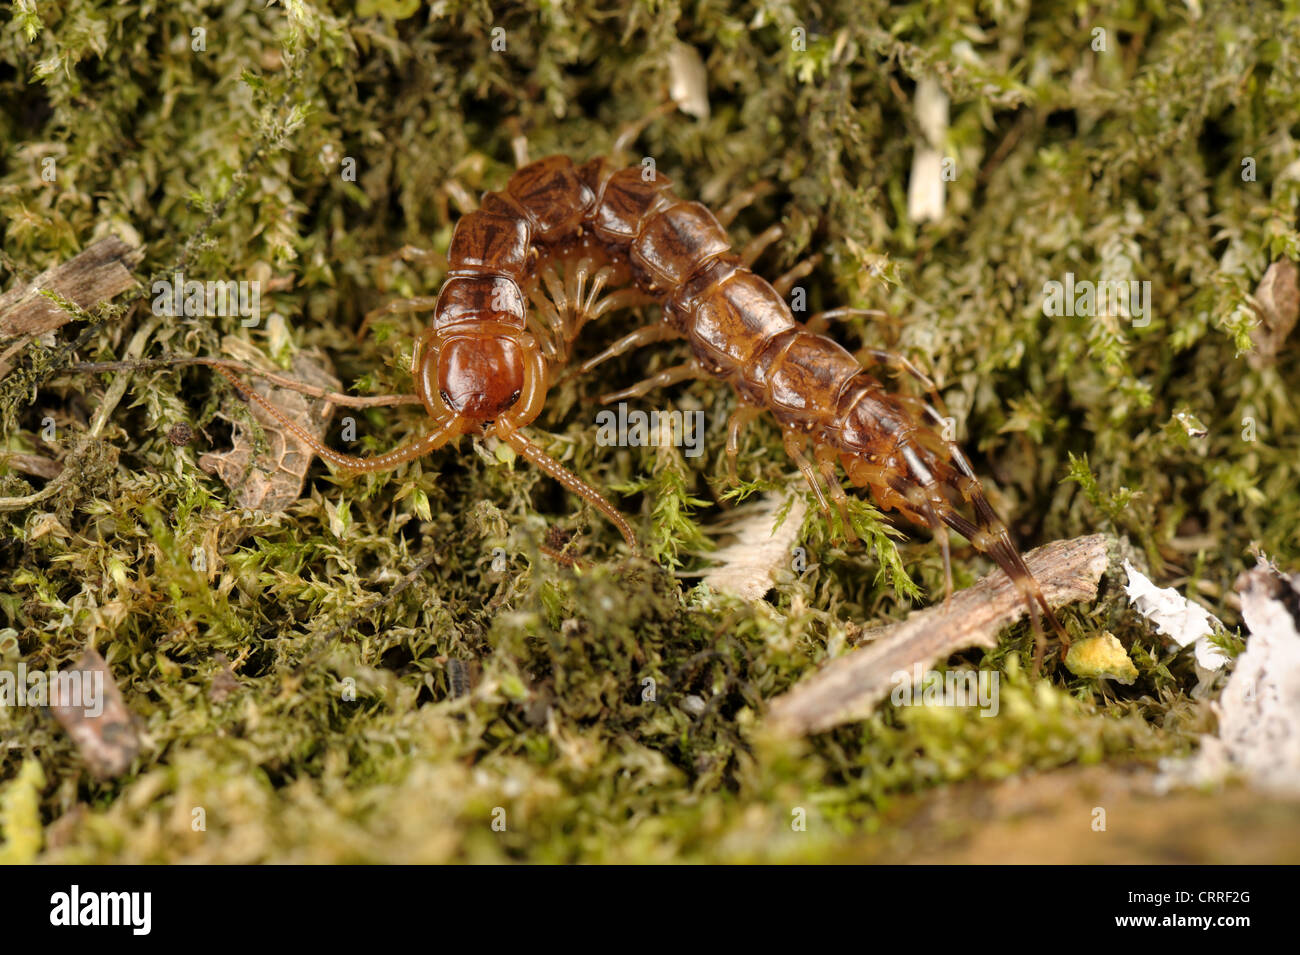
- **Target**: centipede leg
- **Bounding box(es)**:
[526,313,564,363]
[567,256,612,338]
[739,225,782,267]
[772,254,822,298]
[576,323,677,375]
[783,430,832,518]
[813,441,858,543]
[724,404,762,485]
[598,359,703,404]
[442,179,479,216]
[359,296,441,339]
[611,100,678,158]
[524,284,569,361]
[555,254,623,347]
[389,244,447,269]
[506,119,530,168]
[716,181,774,228]
[587,287,658,320]
[805,307,890,337]
[359,246,454,343]
[917,499,955,600]
[356,290,444,342]
[850,450,955,599]
[859,347,951,419]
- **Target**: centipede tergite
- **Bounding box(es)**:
[215,117,1071,668]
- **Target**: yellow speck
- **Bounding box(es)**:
[1065,632,1139,685]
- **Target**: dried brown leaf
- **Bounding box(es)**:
[1248,260,1299,369]
[197,340,340,511]
[49,647,140,780]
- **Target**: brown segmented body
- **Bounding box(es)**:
[218,149,1069,662]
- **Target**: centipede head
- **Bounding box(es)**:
[435,334,525,419]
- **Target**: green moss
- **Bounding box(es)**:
[1,0,1297,862]
[0,759,45,864]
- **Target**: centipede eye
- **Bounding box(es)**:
[509,389,522,406]
[439,389,452,406]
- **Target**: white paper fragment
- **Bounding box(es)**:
[667,42,710,121]
[696,494,807,601]
[907,76,948,225]
[1122,560,1229,670]
[1158,563,1300,796]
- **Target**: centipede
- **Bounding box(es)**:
[212,117,1072,669]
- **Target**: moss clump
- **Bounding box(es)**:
[1,1,1298,861]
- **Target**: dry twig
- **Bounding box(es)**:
[0,236,141,375]
[764,534,1110,737]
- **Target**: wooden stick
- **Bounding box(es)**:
[764,534,1111,738]
[0,236,142,378]
[0,236,141,339]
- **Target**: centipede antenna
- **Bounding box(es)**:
[496,421,639,552]
[65,357,422,409]
[214,365,461,472]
